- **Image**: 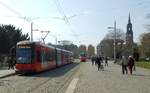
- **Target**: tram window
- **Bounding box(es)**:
[46,51,54,61]
[47,52,52,61]
[37,51,41,62]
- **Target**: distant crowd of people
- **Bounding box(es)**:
[91,55,108,71]
[91,55,136,75]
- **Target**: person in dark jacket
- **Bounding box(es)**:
[9,46,16,69]
[96,55,104,71]
[127,56,136,75]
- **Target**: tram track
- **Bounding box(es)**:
[56,62,81,93]
[30,63,80,93]
[0,63,80,93]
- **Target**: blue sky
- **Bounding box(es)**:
[0,0,150,47]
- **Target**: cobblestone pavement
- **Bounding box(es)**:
[0,63,80,93]
[72,61,150,93]
[1,61,150,93]
[0,70,16,78]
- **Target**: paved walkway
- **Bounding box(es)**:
[71,61,150,93]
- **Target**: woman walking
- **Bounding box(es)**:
[128,56,136,75]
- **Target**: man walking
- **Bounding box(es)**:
[121,56,128,74]
[9,46,16,69]
[96,55,104,71]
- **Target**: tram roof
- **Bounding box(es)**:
[17,40,55,48]
[17,41,73,53]
[17,40,35,45]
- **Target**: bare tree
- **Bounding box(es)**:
[105,29,125,40]
[97,29,125,58]
[139,32,150,58]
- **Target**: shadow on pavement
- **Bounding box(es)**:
[132,74,150,78]
[21,63,79,78]
[103,69,114,73]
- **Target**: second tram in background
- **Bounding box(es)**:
[15,41,73,73]
[79,52,87,62]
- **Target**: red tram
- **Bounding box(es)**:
[79,52,87,62]
[15,41,73,73]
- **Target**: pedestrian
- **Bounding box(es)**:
[11,57,16,69]
[95,56,98,68]
[7,57,11,70]
[127,56,136,75]
[96,55,104,71]
[91,56,95,66]
[121,56,128,74]
[9,46,16,69]
[7,57,13,69]
[105,56,108,66]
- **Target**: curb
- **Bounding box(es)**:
[0,72,17,79]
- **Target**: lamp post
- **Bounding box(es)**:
[30,22,40,41]
[21,17,40,41]
[107,20,116,63]
[31,22,33,41]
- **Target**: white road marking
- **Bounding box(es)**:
[65,78,79,93]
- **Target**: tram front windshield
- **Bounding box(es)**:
[16,47,32,64]
[80,54,86,57]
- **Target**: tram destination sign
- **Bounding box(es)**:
[18,45,31,48]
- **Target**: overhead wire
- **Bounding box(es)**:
[0,1,23,17]
[0,0,81,44]
[0,1,42,30]
[53,0,79,38]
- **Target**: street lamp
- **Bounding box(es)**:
[21,17,41,41]
[107,20,116,63]
[29,18,41,41]
[9,17,40,41]
[30,22,38,41]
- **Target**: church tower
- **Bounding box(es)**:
[125,13,134,57]
[126,13,133,46]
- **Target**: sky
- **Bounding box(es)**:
[0,0,150,47]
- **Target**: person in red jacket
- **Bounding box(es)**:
[128,56,136,75]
